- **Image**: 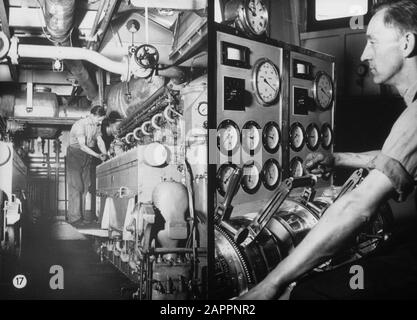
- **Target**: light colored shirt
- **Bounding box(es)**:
[69,116,102,149]
[368,80,417,201]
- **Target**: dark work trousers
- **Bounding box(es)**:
[66,145,92,223]
[290,234,417,300]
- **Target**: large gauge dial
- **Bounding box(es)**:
[262,159,281,190]
[216,163,239,197]
[262,121,281,154]
[313,71,334,110]
[241,162,261,194]
[217,120,240,154]
[252,58,281,106]
[241,121,261,153]
[321,123,334,150]
[289,123,306,152]
[290,157,304,178]
[306,123,320,151]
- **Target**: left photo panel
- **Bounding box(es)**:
[0,0,208,300]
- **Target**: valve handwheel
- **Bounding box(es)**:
[134,44,159,69]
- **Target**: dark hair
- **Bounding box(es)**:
[373,0,417,34]
[90,105,106,117]
[108,111,122,122]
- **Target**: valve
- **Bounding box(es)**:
[134,44,159,70]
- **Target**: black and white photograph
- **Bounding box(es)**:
[0,0,416,304]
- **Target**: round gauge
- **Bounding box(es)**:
[313,71,334,110]
[306,123,321,151]
[241,162,261,194]
[216,163,239,197]
[241,121,261,153]
[289,123,306,152]
[290,157,304,178]
[262,159,281,190]
[321,123,334,150]
[217,120,240,154]
[263,121,281,154]
[252,58,281,106]
[239,0,269,36]
[197,102,208,116]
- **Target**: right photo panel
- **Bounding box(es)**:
[209,0,417,300]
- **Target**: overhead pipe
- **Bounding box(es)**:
[10,40,129,81]
[44,0,75,43]
[41,0,99,102]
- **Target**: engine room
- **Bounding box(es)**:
[1,0,416,301]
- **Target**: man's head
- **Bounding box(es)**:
[361,0,417,85]
[90,105,106,124]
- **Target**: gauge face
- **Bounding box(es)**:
[252,58,281,106]
[243,0,269,36]
[262,121,281,154]
[241,162,261,194]
[321,123,333,150]
[217,120,240,154]
[262,159,281,190]
[290,157,304,178]
[197,102,208,116]
[306,123,320,151]
[289,123,306,152]
[313,71,334,110]
[216,163,238,197]
[241,121,261,153]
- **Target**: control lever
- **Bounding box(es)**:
[235,175,317,247]
[214,162,254,225]
[333,169,365,202]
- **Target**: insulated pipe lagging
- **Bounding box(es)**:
[44,0,75,43]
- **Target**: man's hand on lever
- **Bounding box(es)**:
[304,152,336,177]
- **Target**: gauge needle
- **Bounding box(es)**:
[224,173,232,184]
[248,1,257,16]
[264,78,276,91]
[320,88,331,99]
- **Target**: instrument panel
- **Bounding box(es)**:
[287,47,336,187]
[215,28,285,208]
[214,26,336,215]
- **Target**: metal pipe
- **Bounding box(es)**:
[44,0,75,43]
[41,0,99,101]
[15,42,129,80]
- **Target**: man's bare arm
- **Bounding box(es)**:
[239,169,393,300]
[335,151,380,168]
[77,136,101,159]
[97,135,107,155]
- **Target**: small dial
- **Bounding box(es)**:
[306,123,320,151]
[290,157,304,178]
[217,120,240,154]
[252,58,281,106]
[321,123,333,150]
[289,123,306,152]
[262,159,281,190]
[216,163,238,197]
[241,121,261,153]
[242,0,269,36]
[262,121,281,154]
[313,71,334,110]
[241,162,261,194]
[197,102,208,116]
